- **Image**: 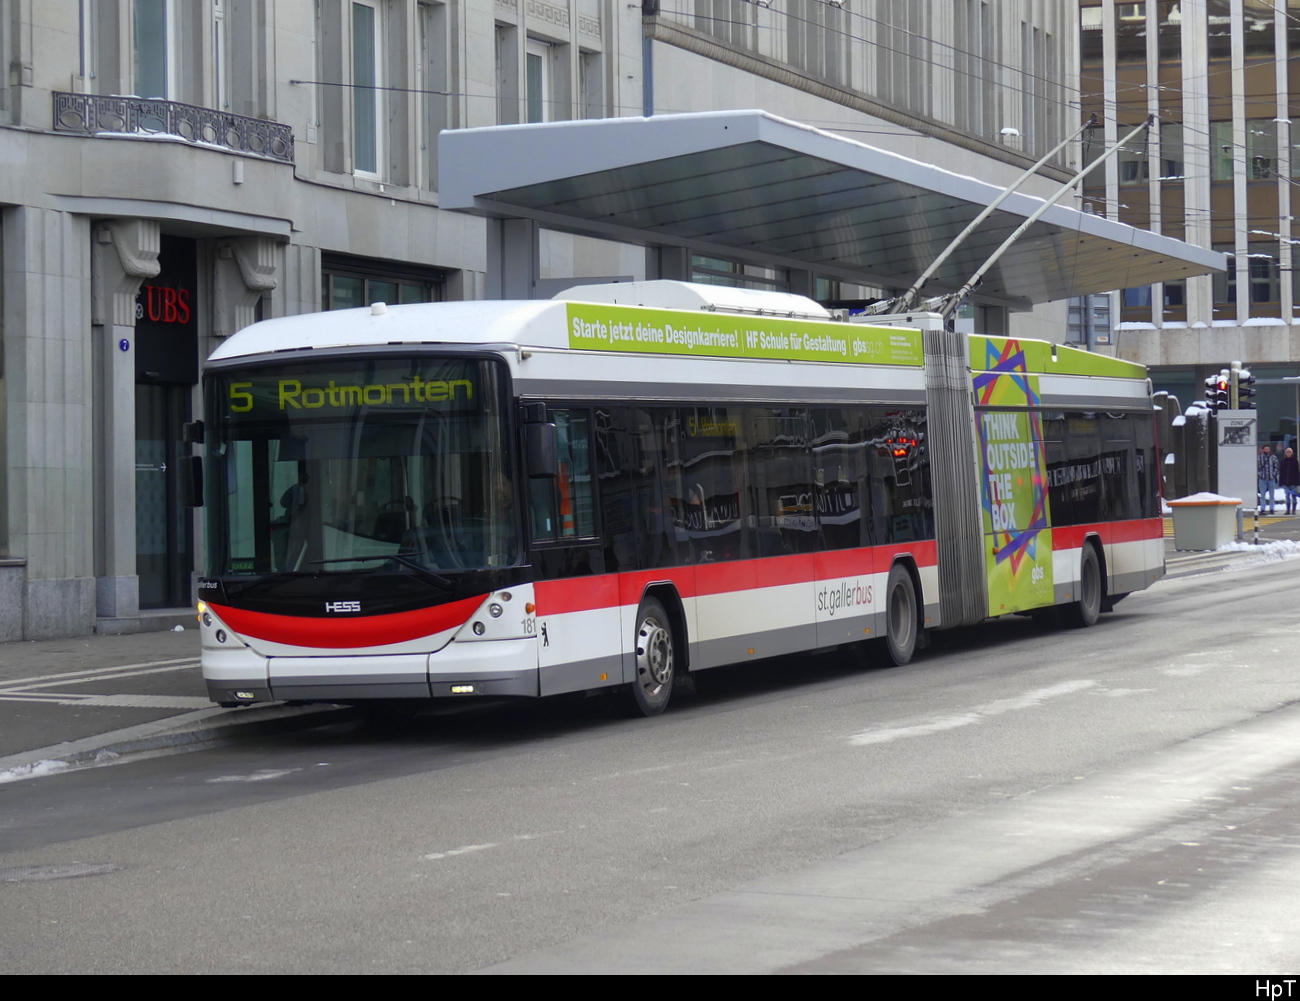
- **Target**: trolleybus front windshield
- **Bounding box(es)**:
[206,356,518,578]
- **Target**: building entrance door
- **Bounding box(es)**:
[135,383,192,609]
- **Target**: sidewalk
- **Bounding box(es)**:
[1,530,1295,779]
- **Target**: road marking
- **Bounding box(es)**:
[849,680,1098,746]
[0,693,213,709]
[0,661,207,710]
[423,843,499,860]
[206,768,302,783]
[2,663,202,693]
[0,657,200,689]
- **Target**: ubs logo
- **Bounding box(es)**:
[325,601,361,614]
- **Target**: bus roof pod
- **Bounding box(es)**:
[552,280,832,321]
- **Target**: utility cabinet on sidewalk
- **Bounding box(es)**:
[1167,493,1242,551]
[1216,410,1258,510]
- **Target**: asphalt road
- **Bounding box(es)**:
[2,557,1300,974]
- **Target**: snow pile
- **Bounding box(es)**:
[1217,538,1300,562]
[0,759,70,785]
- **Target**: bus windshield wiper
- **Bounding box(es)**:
[309,555,455,591]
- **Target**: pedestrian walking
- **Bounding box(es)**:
[1280,446,1300,516]
[1258,444,1280,514]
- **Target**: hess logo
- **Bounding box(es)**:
[324,601,361,614]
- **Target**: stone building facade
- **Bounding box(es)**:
[0,1,1081,639]
[1081,0,1300,443]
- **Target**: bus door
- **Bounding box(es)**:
[529,409,623,696]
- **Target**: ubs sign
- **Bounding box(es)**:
[137,284,193,325]
[134,236,198,384]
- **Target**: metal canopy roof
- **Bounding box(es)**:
[440,110,1223,309]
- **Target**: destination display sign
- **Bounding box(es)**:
[566,303,924,367]
[217,360,488,420]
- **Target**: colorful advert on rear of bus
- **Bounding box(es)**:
[974,340,1053,615]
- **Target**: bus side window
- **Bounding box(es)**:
[1102,414,1139,521]
[596,407,638,572]
[1134,414,1159,518]
[529,409,595,542]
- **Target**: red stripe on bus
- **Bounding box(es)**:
[535,543,939,616]
[617,570,696,607]
[696,555,815,594]
[1054,518,1162,550]
[815,540,938,579]
[534,575,622,616]
[1107,517,1164,543]
[207,594,486,649]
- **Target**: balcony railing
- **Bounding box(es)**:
[53,92,294,164]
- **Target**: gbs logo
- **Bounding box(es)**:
[325,601,361,613]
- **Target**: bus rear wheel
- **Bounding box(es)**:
[884,564,918,666]
[630,597,674,716]
[1063,544,1103,628]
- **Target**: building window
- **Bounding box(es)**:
[1249,246,1281,306]
[213,0,228,109]
[1067,293,1112,346]
[1162,279,1186,322]
[1119,142,1149,185]
[134,0,174,99]
[579,50,603,120]
[352,1,382,176]
[787,0,847,86]
[694,0,753,50]
[1123,285,1152,309]
[1212,122,1234,181]
[957,1,995,139]
[1159,123,1184,181]
[495,24,518,125]
[78,0,98,90]
[526,38,550,124]
[1207,0,1232,59]
[321,255,444,311]
[419,1,450,186]
[691,255,789,292]
[1247,119,1278,179]
[1212,244,1235,315]
[1210,120,1276,181]
[876,1,931,117]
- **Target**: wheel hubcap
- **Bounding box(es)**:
[890,583,912,640]
[637,618,672,690]
[1084,559,1099,608]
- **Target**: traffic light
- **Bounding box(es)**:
[1204,370,1230,411]
[1237,367,1257,409]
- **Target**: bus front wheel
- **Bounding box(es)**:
[884,564,918,666]
[630,597,674,716]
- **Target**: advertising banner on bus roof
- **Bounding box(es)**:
[565,303,923,367]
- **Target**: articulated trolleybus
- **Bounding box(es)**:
[197,281,1163,716]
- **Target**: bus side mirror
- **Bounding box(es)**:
[524,422,558,479]
[182,455,205,508]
